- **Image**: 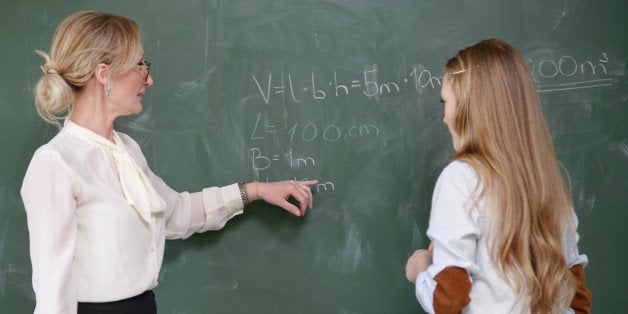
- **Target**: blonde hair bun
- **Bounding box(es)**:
[35,50,74,126]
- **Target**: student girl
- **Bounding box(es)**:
[405,38,592,313]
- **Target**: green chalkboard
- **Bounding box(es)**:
[1,1,626,313]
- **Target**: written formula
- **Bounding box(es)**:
[250,147,335,192]
[251,64,441,104]
[250,147,316,171]
[250,52,617,104]
[251,112,381,143]
[529,52,613,92]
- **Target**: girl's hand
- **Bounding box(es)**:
[405,243,434,283]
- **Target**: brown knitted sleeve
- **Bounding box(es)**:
[570,264,592,314]
[432,266,472,314]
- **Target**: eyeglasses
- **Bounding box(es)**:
[136,60,151,82]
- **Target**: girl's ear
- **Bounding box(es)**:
[94,63,108,86]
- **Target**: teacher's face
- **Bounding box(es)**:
[440,76,460,151]
[108,54,153,116]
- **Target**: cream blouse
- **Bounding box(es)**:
[21,120,243,313]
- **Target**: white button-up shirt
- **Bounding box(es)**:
[21,120,243,313]
[415,161,588,314]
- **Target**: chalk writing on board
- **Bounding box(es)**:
[251,64,441,104]
[250,148,315,170]
[250,147,335,193]
[244,52,618,193]
[251,52,616,103]
[528,53,613,92]
[250,112,381,143]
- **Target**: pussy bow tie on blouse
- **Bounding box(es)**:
[64,120,166,223]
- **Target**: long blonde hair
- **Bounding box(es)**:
[35,11,144,127]
[445,38,577,313]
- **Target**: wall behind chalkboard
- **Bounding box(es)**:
[1,1,626,313]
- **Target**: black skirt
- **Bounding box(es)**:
[77,290,156,314]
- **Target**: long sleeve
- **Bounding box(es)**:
[119,133,244,240]
[21,150,78,314]
[416,271,437,313]
[564,214,591,313]
[416,162,480,313]
[569,264,592,313]
[142,161,243,239]
[416,267,473,314]
[198,184,244,232]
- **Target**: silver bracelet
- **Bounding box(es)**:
[238,182,250,206]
